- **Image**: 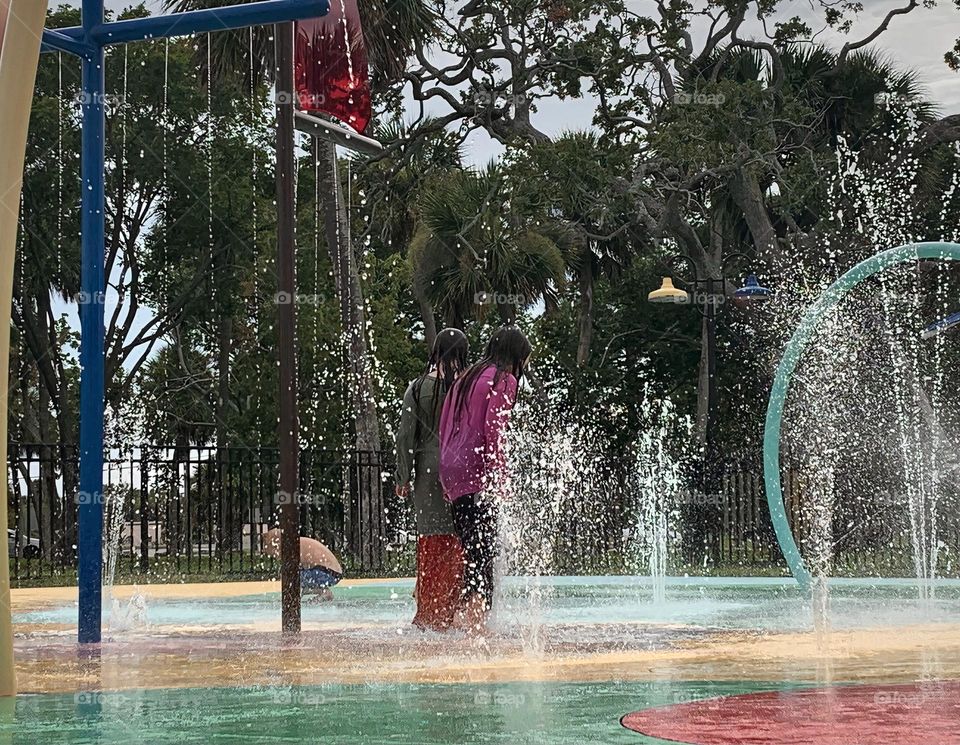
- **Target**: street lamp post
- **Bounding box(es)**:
[648,254,772,560]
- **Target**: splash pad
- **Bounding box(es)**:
[4,0,959,737]
[9,577,960,743]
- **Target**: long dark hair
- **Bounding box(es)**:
[451,325,531,419]
[412,328,469,442]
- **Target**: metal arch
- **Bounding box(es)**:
[763,241,960,590]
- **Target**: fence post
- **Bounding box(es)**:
[139,456,148,574]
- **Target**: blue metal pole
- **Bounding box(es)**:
[51,0,328,46]
[59,0,329,645]
[77,0,105,645]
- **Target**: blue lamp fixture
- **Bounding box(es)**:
[734,274,773,304]
[921,311,960,340]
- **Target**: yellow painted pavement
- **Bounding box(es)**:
[11,581,960,694]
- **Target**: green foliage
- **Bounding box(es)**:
[532,254,701,442]
[409,163,565,326]
[15,1,960,477]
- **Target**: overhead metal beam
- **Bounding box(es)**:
[46,0,328,50]
[41,29,95,58]
[295,111,383,155]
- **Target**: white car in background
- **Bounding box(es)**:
[7,529,41,559]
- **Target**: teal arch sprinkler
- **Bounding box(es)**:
[763,241,960,590]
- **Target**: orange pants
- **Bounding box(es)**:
[412,534,465,631]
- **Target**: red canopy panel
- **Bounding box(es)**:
[295,0,372,135]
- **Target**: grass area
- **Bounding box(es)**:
[10,549,957,589]
[10,550,418,588]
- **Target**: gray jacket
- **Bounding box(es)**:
[394,375,456,534]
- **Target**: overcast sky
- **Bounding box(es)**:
[82,1,960,111]
[49,1,960,371]
[78,0,960,164]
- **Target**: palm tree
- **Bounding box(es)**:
[164,0,437,89]
[358,118,463,347]
[135,340,216,555]
[669,43,937,451]
[510,131,639,365]
[409,164,565,328]
[680,43,934,258]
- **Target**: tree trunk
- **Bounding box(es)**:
[58,437,78,564]
[26,286,78,561]
[444,306,464,330]
[38,385,55,561]
[215,318,232,446]
[215,308,239,549]
[415,286,437,350]
[576,254,595,366]
[692,210,727,454]
[729,168,789,274]
[695,311,711,453]
[171,432,189,559]
[317,139,382,569]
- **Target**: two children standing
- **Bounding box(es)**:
[394,326,531,634]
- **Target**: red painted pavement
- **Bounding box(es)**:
[622,681,960,745]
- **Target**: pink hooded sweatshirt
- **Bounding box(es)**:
[438,365,518,502]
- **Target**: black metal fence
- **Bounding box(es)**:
[676,464,960,576]
[8,444,960,583]
[7,444,408,584]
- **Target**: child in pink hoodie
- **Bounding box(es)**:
[439,326,531,632]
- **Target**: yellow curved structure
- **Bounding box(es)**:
[0,0,50,697]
